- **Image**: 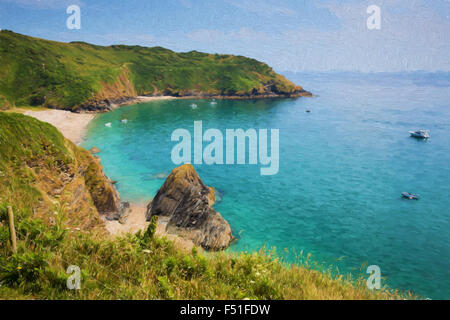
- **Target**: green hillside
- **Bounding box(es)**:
[0,30,309,112]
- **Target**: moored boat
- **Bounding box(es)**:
[409,130,430,139]
[401,192,419,200]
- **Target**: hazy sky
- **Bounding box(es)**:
[1,0,449,72]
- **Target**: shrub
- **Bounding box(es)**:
[0,251,48,291]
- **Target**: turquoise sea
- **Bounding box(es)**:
[82,72,450,299]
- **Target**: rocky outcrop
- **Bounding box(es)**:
[146,164,233,250]
[80,151,127,221]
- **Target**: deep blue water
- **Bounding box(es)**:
[82,72,450,299]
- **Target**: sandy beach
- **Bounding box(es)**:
[24,109,95,145]
[105,203,196,251]
[129,95,177,104]
[104,204,150,235]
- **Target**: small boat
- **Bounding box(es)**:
[401,192,419,200]
[409,130,430,139]
[105,122,112,127]
[190,103,198,109]
[121,119,128,123]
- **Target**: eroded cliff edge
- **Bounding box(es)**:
[0,112,125,230]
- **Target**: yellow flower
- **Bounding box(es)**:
[17,266,22,270]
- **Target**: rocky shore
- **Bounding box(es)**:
[72,95,177,113]
[73,89,311,113]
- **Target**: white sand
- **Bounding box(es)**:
[135,96,176,103]
[105,204,196,252]
[24,109,95,145]
[104,204,149,236]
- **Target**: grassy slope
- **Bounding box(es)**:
[0,112,114,230]
[0,30,306,111]
[0,113,410,300]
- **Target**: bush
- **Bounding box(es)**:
[0,251,48,291]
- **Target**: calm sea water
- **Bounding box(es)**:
[82,72,450,299]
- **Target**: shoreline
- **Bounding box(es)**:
[22,92,312,142]
[22,101,197,249]
[21,92,306,249]
[24,109,96,145]
[23,96,177,144]
[104,203,196,251]
[75,91,312,113]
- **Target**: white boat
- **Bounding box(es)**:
[409,130,430,139]
[401,192,419,200]
[105,122,112,127]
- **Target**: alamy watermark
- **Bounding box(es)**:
[366,265,381,290]
[66,265,81,290]
[66,5,81,30]
[171,121,279,176]
[367,5,381,30]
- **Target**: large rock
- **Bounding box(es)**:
[146,164,233,250]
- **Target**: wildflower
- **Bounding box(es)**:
[17,266,22,270]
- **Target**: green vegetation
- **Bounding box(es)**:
[0,112,111,230]
[0,111,72,211]
[0,206,411,300]
[0,113,411,300]
[0,30,306,111]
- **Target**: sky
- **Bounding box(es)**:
[0,0,449,72]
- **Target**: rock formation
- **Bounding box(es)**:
[146,164,233,250]
[81,152,129,221]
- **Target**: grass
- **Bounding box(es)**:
[0,30,305,111]
[0,112,111,230]
[0,205,413,300]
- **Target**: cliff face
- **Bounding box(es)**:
[0,112,122,230]
[0,30,310,112]
[146,164,233,250]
